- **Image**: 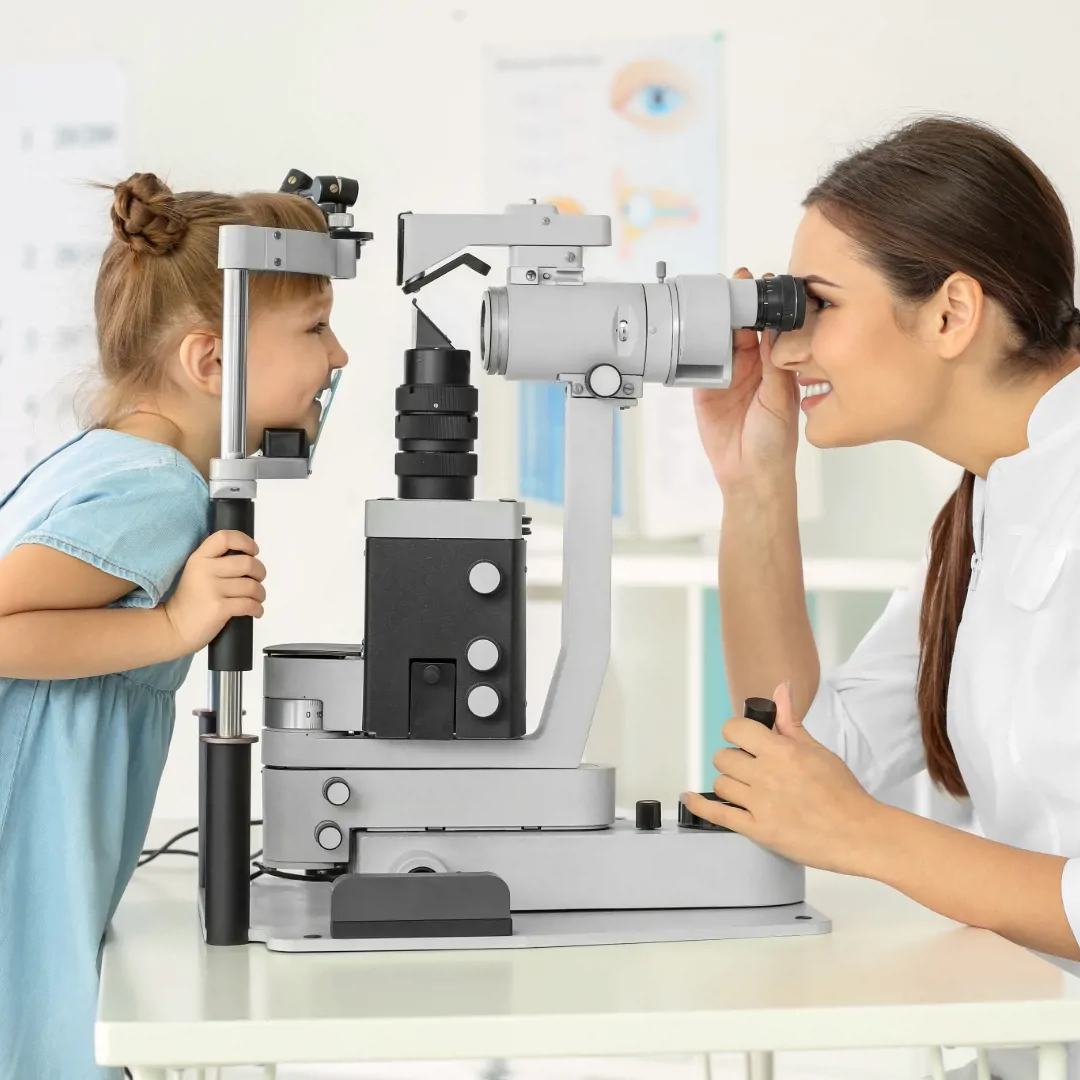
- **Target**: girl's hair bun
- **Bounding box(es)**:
[111,172,188,256]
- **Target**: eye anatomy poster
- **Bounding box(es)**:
[0,65,127,494]
[485,36,727,536]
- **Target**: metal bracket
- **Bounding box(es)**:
[560,373,643,401]
[210,457,310,483]
[218,225,362,279]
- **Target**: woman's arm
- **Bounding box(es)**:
[0,544,187,678]
[863,803,1079,960]
[684,688,1079,963]
[720,478,821,720]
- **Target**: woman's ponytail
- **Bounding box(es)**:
[917,470,975,797]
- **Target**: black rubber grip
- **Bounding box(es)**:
[395,384,478,413]
[395,413,478,440]
[394,451,478,478]
[208,499,255,673]
[203,739,251,945]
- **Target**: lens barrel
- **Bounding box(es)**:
[395,348,478,500]
[753,275,807,332]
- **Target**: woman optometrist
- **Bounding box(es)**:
[687,116,1080,1080]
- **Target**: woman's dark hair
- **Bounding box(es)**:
[803,117,1080,796]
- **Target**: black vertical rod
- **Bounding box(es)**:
[202,737,253,945]
[194,705,216,891]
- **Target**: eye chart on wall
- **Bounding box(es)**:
[485,36,821,537]
[0,64,126,495]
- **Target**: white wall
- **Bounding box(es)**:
[2,0,1077,819]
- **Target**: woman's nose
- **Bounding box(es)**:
[769,322,812,370]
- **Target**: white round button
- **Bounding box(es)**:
[468,561,502,595]
[315,822,343,851]
[467,684,500,718]
[324,779,351,806]
[588,363,622,398]
[467,638,500,672]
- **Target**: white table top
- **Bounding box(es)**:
[96,863,1080,1069]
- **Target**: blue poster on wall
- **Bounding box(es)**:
[518,382,623,515]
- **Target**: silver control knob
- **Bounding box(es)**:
[588,363,622,398]
[468,561,502,595]
[468,684,500,718]
[315,822,343,851]
[323,779,351,806]
[467,638,500,672]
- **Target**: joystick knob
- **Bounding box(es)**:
[679,696,778,830]
[744,696,777,728]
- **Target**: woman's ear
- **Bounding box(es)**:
[177,331,223,396]
[926,272,984,360]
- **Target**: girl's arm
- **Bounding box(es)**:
[0,534,265,680]
[0,545,185,678]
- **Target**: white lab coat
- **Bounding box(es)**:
[802,366,1080,1080]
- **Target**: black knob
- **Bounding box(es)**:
[744,696,777,728]
[677,793,731,832]
[422,664,442,685]
[635,799,662,830]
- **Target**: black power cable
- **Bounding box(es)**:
[137,820,264,869]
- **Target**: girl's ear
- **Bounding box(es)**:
[177,331,222,396]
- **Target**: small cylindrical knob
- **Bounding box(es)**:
[588,363,622,397]
[677,793,730,832]
[467,684,500,718]
[315,821,343,850]
[323,778,351,806]
[469,561,502,595]
[635,799,661,830]
[467,638,500,672]
[744,697,777,728]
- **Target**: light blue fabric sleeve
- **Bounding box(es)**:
[16,463,209,607]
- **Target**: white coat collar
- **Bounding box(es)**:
[983,363,1080,609]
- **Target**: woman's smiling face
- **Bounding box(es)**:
[770,205,953,449]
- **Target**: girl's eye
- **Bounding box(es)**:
[310,321,329,334]
[809,294,833,312]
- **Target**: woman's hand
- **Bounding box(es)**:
[682,682,883,876]
[693,269,801,490]
[164,530,267,655]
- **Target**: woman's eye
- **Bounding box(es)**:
[810,295,833,312]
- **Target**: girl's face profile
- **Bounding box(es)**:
[771,206,949,450]
[245,283,349,444]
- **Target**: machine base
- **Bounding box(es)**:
[249,875,831,952]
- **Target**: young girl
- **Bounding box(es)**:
[688,117,1080,1080]
[0,172,349,1079]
